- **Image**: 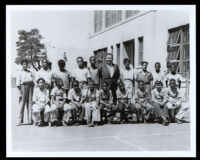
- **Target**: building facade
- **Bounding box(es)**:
[88,10,190,100]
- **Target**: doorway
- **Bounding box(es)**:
[123,39,135,67]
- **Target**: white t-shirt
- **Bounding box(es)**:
[72,68,91,82]
[106,64,114,78]
[35,68,53,85]
[120,67,135,81]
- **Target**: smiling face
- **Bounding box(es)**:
[90,57,96,65]
[142,63,147,71]
[77,58,84,68]
[119,82,125,91]
[106,54,113,65]
[138,81,144,90]
[42,59,48,69]
[22,61,28,70]
[102,82,108,91]
[38,79,45,90]
[155,63,161,72]
[124,59,130,69]
[171,65,176,74]
[155,83,162,91]
[73,81,79,91]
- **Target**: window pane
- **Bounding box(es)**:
[183,44,189,60]
[183,27,189,43]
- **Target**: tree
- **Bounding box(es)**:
[15,28,46,71]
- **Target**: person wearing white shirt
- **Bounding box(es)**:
[152,62,166,88]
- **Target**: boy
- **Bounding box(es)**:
[50,78,67,126]
[82,80,100,127]
[152,62,166,88]
[65,80,85,125]
[32,78,51,126]
[151,80,169,126]
[116,81,135,123]
[135,80,155,123]
[165,79,189,124]
[88,56,99,89]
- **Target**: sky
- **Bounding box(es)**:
[10,10,90,76]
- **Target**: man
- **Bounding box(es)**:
[99,53,120,104]
[136,61,153,93]
[88,56,99,89]
[35,59,54,91]
[16,59,34,126]
[151,80,169,126]
[53,59,71,95]
[165,63,184,88]
[152,62,166,88]
[72,57,91,90]
[165,79,189,124]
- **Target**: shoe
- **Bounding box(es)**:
[16,122,22,126]
[175,118,182,124]
[48,122,52,127]
[62,121,67,126]
[33,122,37,126]
[74,122,79,126]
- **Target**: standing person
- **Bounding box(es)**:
[50,78,67,126]
[35,59,54,91]
[116,81,136,123]
[151,81,169,126]
[16,59,34,126]
[53,59,71,95]
[165,63,184,88]
[99,53,120,104]
[65,80,85,125]
[82,80,100,127]
[165,79,189,124]
[99,81,116,123]
[136,61,153,93]
[88,56,99,89]
[134,81,155,123]
[32,78,51,127]
[152,62,166,88]
[72,57,91,90]
[120,58,135,94]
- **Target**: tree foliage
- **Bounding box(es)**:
[15,28,46,71]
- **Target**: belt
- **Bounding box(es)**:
[21,81,32,85]
[144,82,150,85]
[79,81,87,84]
[123,79,133,82]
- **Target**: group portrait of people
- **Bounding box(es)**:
[16,53,189,127]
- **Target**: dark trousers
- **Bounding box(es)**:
[99,103,117,122]
[117,102,135,121]
[153,102,169,120]
[168,108,179,122]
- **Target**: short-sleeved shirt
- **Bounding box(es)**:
[120,67,135,81]
[165,73,184,87]
[152,71,166,87]
[88,67,99,84]
[32,87,50,105]
[16,69,34,87]
[151,88,166,103]
[50,86,67,107]
[82,88,99,103]
[99,89,113,103]
[68,88,82,102]
[165,87,182,104]
[53,70,71,90]
[135,89,149,103]
[72,68,91,82]
[116,89,132,104]
[136,70,153,84]
[35,68,53,85]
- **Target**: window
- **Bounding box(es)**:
[94,48,107,68]
[105,10,122,28]
[167,24,189,78]
[94,11,103,33]
[125,10,140,19]
[138,37,144,65]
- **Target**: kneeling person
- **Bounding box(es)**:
[151,81,169,125]
[32,78,51,126]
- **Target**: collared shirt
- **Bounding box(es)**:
[32,87,49,105]
[135,89,149,103]
[35,68,53,85]
[99,89,113,103]
[72,67,91,82]
[50,86,67,107]
[165,73,184,86]
[151,88,166,104]
[165,87,182,104]
[16,69,34,87]
[53,70,71,90]
[106,64,114,78]
[82,88,99,103]
[116,89,132,104]
[136,70,153,84]
[88,66,99,84]
[120,67,135,81]
[152,70,166,87]
[68,88,82,102]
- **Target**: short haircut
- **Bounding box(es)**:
[73,80,79,86]
[169,78,176,85]
[42,58,48,64]
[155,62,161,67]
[58,59,65,65]
[118,81,125,86]
[123,58,130,64]
[155,80,163,85]
[89,56,96,61]
[37,78,45,83]
[88,79,95,85]
[54,78,63,86]
[20,59,28,65]
[77,57,83,61]
[102,81,108,87]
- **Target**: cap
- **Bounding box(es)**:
[141,61,148,65]
[155,80,163,85]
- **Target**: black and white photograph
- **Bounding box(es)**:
[6,5,196,157]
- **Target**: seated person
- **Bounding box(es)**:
[32,78,51,127]
[99,81,116,123]
[151,80,169,126]
[64,80,85,125]
[82,80,100,127]
[116,81,135,123]
[135,80,155,123]
[165,79,189,124]
[50,78,67,126]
